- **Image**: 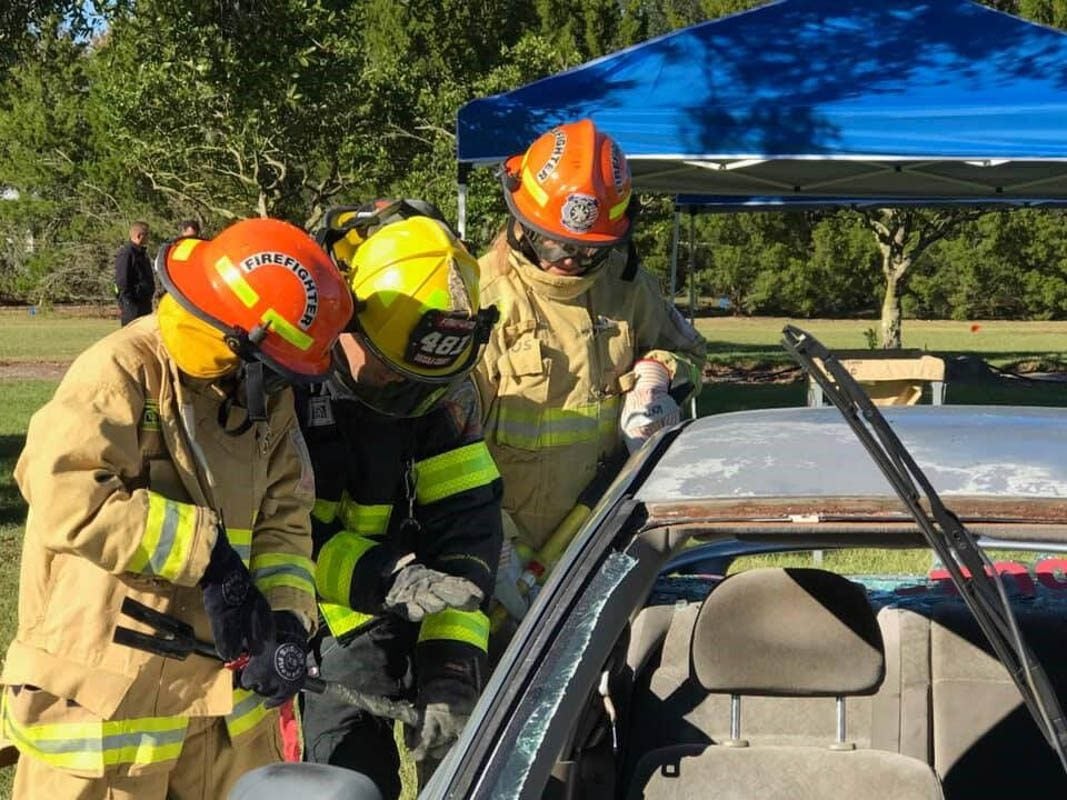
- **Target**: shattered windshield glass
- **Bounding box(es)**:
[489,551,638,798]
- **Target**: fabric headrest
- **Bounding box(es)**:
[691,567,885,697]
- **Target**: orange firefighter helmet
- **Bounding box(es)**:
[156,217,353,380]
[501,119,633,248]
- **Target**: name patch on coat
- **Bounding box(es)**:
[141,399,161,432]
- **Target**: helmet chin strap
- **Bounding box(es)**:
[217,325,271,436]
[507,220,540,267]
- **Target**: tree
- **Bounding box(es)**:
[1016,0,1067,28]
[0,18,137,303]
[858,209,982,348]
[0,1,99,74]
[909,210,1067,320]
[85,2,385,228]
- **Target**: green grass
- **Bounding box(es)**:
[727,548,1044,576]
[694,316,1067,369]
[0,379,58,798]
[0,312,115,362]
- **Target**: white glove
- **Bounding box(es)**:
[620,359,681,454]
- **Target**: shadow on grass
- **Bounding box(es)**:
[1,434,27,526]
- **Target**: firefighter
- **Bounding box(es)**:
[476,119,707,621]
[298,207,503,799]
[0,218,354,799]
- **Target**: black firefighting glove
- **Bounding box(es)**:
[239,610,308,708]
[200,526,271,661]
[384,563,483,623]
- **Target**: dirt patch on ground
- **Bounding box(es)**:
[0,361,70,380]
[705,362,803,384]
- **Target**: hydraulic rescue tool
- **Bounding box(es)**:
[490,452,625,632]
[113,597,419,726]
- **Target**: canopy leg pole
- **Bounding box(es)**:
[687,208,699,419]
[687,209,697,326]
[669,208,681,298]
[457,162,471,241]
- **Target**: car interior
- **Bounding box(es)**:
[540,536,1067,800]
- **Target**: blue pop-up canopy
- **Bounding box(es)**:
[457,0,1067,202]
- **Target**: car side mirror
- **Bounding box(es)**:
[228,762,383,800]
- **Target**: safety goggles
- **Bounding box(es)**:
[520,225,613,271]
[334,366,455,418]
[330,341,461,418]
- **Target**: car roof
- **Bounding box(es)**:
[634,405,1067,532]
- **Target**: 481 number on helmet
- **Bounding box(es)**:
[418,332,471,358]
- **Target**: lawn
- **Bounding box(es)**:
[0,314,1063,796]
[0,379,58,799]
[693,316,1067,370]
[0,310,115,364]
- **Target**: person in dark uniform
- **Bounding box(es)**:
[114,221,154,325]
[298,204,502,799]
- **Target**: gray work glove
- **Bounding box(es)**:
[405,678,477,761]
[384,563,483,622]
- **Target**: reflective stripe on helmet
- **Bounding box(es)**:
[520,166,550,207]
[214,255,260,308]
[127,492,200,582]
[251,553,316,597]
[1,697,188,772]
[169,237,201,262]
[492,397,620,450]
[262,308,314,351]
[609,194,631,221]
[417,608,490,653]
[314,531,378,606]
[413,442,500,506]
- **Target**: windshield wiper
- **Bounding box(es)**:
[781,324,1067,775]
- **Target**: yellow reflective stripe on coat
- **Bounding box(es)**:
[319,603,376,639]
[493,398,620,450]
[228,527,253,566]
[127,492,199,581]
[225,688,270,739]
[418,608,490,653]
[312,498,339,524]
[414,442,500,506]
[314,532,378,606]
[338,498,392,537]
[1,697,187,772]
[251,552,315,597]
